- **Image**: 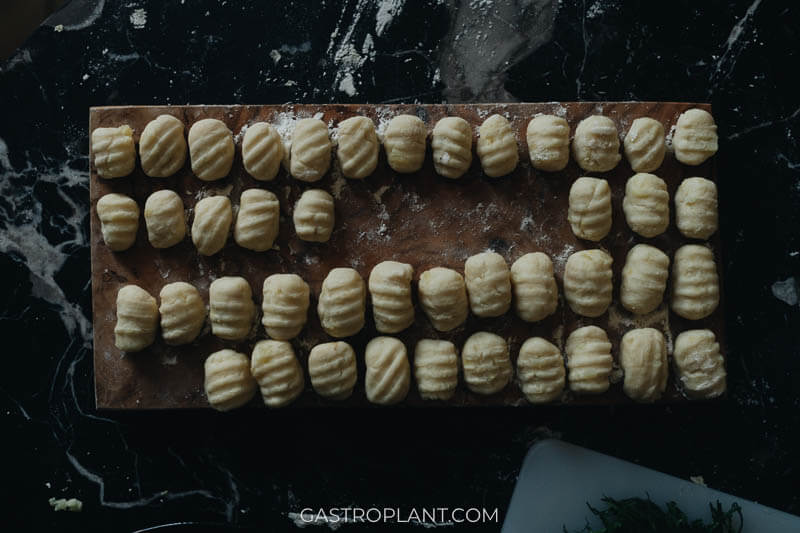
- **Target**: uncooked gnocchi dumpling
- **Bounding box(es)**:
[144,189,186,249]
[620,328,668,402]
[620,244,670,315]
[114,285,159,352]
[91,125,136,178]
[671,245,719,320]
[192,195,232,255]
[563,249,613,317]
[476,114,519,177]
[261,273,309,340]
[159,282,205,346]
[464,252,511,317]
[572,115,621,172]
[188,118,234,181]
[673,329,726,399]
[307,341,358,400]
[510,252,558,322]
[413,339,459,401]
[568,177,612,241]
[234,189,279,252]
[622,173,669,238]
[383,114,427,173]
[204,349,256,411]
[461,332,512,395]
[517,337,565,403]
[431,116,473,179]
[565,326,613,394]
[290,118,332,182]
[209,276,255,340]
[293,189,334,242]
[369,261,414,333]
[673,108,718,165]
[241,122,284,181]
[526,115,570,171]
[417,267,468,332]
[139,114,187,177]
[251,340,305,408]
[336,116,379,179]
[317,267,366,338]
[364,336,410,405]
[623,117,666,173]
[675,177,718,239]
[96,193,139,251]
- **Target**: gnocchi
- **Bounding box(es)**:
[144,189,186,249]
[191,196,232,256]
[417,267,469,332]
[308,341,358,400]
[91,125,136,178]
[565,326,613,394]
[476,114,519,177]
[673,329,726,399]
[510,252,558,322]
[431,116,473,179]
[620,328,668,402]
[364,336,411,405]
[290,118,332,182]
[139,114,187,177]
[671,245,719,320]
[517,337,565,403]
[159,282,205,346]
[293,189,335,242]
[568,177,612,241]
[369,261,415,333]
[234,189,280,252]
[563,249,613,317]
[204,349,256,411]
[464,252,512,318]
[383,114,427,173]
[241,122,284,181]
[188,118,234,181]
[414,339,459,401]
[623,117,666,173]
[336,116,379,179]
[526,115,570,172]
[572,115,621,172]
[114,285,159,352]
[675,177,718,239]
[461,332,512,395]
[209,276,255,340]
[673,108,718,165]
[317,267,366,338]
[261,273,310,340]
[251,340,305,408]
[622,173,669,238]
[620,244,670,315]
[96,193,140,251]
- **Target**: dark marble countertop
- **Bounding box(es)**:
[1,0,798,531]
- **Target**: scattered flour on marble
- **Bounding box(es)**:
[586,0,605,19]
[551,243,576,274]
[771,277,798,306]
[519,214,534,231]
[269,49,281,65]
[330,169,347,199]
[130,8,147,29]
[376,0,406,36]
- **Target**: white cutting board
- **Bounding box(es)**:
[503,439,800,532]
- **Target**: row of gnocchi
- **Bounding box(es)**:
[96,187,334,253]
[91,108,718,181]
[113,245,719,356]
[203,326,726,411]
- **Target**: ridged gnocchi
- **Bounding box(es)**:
[675,177,718,239]
[159,282,205,346]
[620,244,670,315]
[383,114,427,173]
[414,339,459,401]
[673,108,718,165]
[204,349,256,411]
[564,249,613,317]
[671,245,719,320]
[568,177,612,241]
[290,118,331,182]
[526,115,570,172]
[209,276,255,340]
[673,329,726,399]
[517,337,565,403]
[144,189,186,249]
[188,118,234,181]
[572,115,621,172]
[620,328,668,402]
[241,122,284,181]
[622,173,670,238]
[461,332,512,395]
[293,189,335,242]
[365,336,411,405]
[251,340,305,408]
[261,273,309,340]
[317,267,366,338]
[139,114,187,177]
[431,116,473,179]
[308,341,358,400]
[336,116,379,179]
[234,189,280,252]
[510,252,558,322]
[192,195,232,255]
[464,252,512,318]
[623,117,666,173]
[91,125,136,178]
[476,114,519,177]
[114,285,159,352]
[417,267,468,332]
[565,326,613,394]
[369,261,414,333]
[96,193,140,251]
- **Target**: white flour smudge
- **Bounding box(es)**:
[376,0,406,36]
[772,277,798,306]
[130,8,147,29]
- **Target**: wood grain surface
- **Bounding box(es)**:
[89,102,723,409]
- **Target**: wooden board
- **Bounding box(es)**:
[90,102,724,409]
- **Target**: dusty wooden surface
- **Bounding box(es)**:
[89,102,723,409]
